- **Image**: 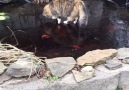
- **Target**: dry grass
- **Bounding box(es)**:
[0,43,46,65]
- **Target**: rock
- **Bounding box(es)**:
[122,57,129,64]
[0,65,120,90]
[117,48,129,60]
[4,64,129,90]
[0,74,12,84]
[95,63,129,87]
[0,62,7,74]
[45,57,76,77]
[72,66,94,82]
[105,57,122,70]
[81,66,94,72]
[105,64,122,70]
[0,0,12,3]
[6,60,37,77]
[60,74,77,84]
[0,77,50,90]
[118,64,129,90]
[77,49,117,66]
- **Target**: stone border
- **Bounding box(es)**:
[0,63,129,90]
[1,48,129,90]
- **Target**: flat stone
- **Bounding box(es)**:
[72,66,94,82]
[0,74,12,84]
[60,74,77,84]
[105,64,122,70]
[77,49,117,66]
[117,48,129,60]
[6,60,37,77]
[45,57,76,77]
[95,64,129,90]
[105,57,119,64]
[81,66,94,72]
[118,64,129,90]
[105,57,122,70]
[0,62,7,74]
[0,77,49,90]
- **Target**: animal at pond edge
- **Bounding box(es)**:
[42,0,88,28]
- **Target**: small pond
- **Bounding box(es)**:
[0,0,129,59]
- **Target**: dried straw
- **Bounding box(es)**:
[0,43,46,65]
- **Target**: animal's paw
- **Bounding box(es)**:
[52,16,57,19]
[73,20,78,24]
[57,18,61,24]
[63,21,68,24]
[73,18,78,24]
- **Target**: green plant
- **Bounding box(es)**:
[47,75,59,81]
[116,86,122,90]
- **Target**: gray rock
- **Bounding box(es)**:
[105,64,122,70]
[105,57,122,70]
[0,77,49,90]
[117,48,129,59]
[45,57,76,77]
[44,72,119,90]
[95,64,129,90]
[6,60,37,77]
[0,87,2,90]
[60,74,77,84]
[118,64,129,90]
[0,64,125,90]
[0,0,12,3]
[0,74,12,84]
[122,57,129,64]
[0,62,7,74]
[72,66,94,82]
[0,72,119,90]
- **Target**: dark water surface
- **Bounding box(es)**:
[0,2,129,59]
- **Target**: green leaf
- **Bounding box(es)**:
[47,76,53,81]
[52,75,58,81]
[47,75,59,81]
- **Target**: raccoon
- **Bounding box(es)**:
[42,0,88,27]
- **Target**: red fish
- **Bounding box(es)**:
[71,45,81,49]
[42,34,50,39]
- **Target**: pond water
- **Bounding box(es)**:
[0,1,129,59]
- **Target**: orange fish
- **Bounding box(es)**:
[42,34,51,39]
